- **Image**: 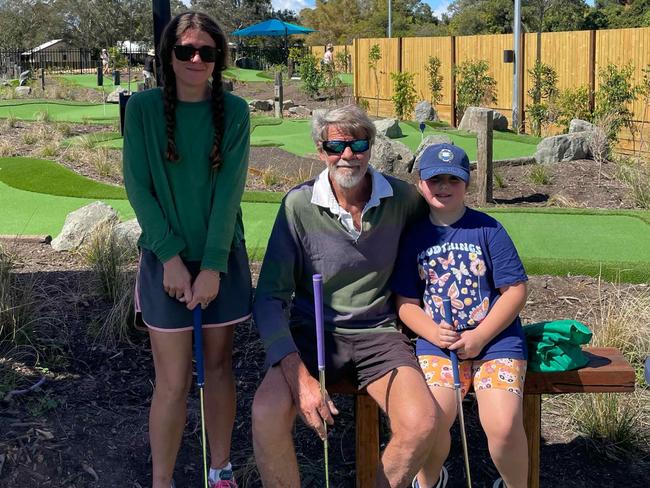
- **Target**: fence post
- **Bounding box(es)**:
[40,68,45,91]
[450,36,457,127]
[476,109,494,206]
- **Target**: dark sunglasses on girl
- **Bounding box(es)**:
[173,44,220,62]
[322,139,370,155]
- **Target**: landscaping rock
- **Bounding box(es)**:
[569,119,596,133]
[459,107,507,132]
[14,86,31,97]
[411,135,454,174]
[106,87,128,103]
[282,99,296,110]
[52,202,119,252]
[373,118,402,139]
[222,79,234,92]
[415,101,439,122]
[250,99,272,111]
[289,105,311,117]
[112,218,141,249]
[535,132,592,164]
[369,134,413,175]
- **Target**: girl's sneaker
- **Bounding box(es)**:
[411,466,449,488]
[492,478,506,488]
[208,468,238,488]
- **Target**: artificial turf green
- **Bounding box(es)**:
[0,99,118,124]
[58,74,117,90]
[223,68,270,82]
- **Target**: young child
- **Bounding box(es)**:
[123,11,251,488]
[392,143,529,488]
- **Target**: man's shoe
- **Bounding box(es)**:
[411,466,449,488]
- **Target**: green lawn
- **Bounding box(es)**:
[58,74,117,90]
[0,99,118,124]
[223,68,270,82]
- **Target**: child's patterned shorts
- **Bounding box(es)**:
[418,355,527,398]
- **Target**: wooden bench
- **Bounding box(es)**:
[330,347,635,488]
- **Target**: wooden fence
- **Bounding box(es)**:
[309,44,353,73]
[353,27,650,154]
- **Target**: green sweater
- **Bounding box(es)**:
[122,88,249,272]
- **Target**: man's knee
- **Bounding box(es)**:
[252,369,295,438]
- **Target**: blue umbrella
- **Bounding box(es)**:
[231,19,315,37]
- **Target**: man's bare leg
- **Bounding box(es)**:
[366,366,439,488]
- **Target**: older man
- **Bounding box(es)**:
[252,105,439,487]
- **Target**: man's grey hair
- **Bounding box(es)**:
[311,104,376,147]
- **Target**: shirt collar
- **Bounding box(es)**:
[311,165,394,213]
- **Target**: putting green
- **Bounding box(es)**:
[223,68,270,82]
[58,74,117,90]
[0,99,118,124]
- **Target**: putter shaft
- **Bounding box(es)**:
[319,369,330,488]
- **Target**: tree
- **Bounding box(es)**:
[0,0,66,48]
[192,0,272,34]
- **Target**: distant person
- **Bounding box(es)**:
[322,43,333,66]
[392,143,529,488]
[101,48,110,75]
[122,10,251,488]
[143,48,156,88]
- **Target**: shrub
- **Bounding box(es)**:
[425,56,444,108]
[526,61,558,137]
[38,143,57,158]
[594,63,639,143]
[369,44,382,116]
[357,98,370,112]
[553,86,592,133]
[4,112,18,128]
[454,59,497,122]
[35,110,51,123]
[334,51,350,73]
[390,72,418,120]
[107,47,127,71]
[295,52,324,99]
[615,156,650,209]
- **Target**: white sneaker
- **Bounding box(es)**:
[493,478,506,488]
[412,466,449,488]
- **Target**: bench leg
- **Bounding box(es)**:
[356,393,380,488]
[523,394,541,488]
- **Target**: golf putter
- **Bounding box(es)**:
[443,298,472,488]
[312,274,330,488]
[192,306,209,488]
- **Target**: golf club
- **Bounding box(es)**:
[443,298,472,488]
[312,274,330,488]
[192,306,209,488]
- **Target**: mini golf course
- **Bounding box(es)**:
[1,156,649,283]
[0,99,119,124]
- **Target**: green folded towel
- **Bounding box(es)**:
[524,320,593,372]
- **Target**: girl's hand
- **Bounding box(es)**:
[437,319,460,349]
[187,269,221,310]
[449,328,488,360]
[162,256,193,303]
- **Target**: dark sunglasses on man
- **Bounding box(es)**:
[322,139,370,155]
[173,44,220,63]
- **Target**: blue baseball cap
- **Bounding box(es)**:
[419,143,470,183]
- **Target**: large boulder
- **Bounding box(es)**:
[569,119,596,133]
[52,202,119,251]
[373,118,402,139]
[289,105,311,117]
[535,132,592,164]
[282,99,296,110]
[14,86,31,97]
[112,218,141,249]
[415,101,439,122]
[369,134,414,175]
[106,87,128,103]
[250,99,272,111]
[411,135,454,174]
[459,107,508,132]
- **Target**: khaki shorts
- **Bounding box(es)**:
[419,355,527,398]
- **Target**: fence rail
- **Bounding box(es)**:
[353,26,650,154]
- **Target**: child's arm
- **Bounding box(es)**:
[396,295,459,349]
[449,281,527,360]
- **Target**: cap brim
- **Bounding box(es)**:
[420,166,469,182]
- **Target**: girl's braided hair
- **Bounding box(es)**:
[159,11,227,170]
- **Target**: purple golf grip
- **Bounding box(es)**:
[443,298,461,387]
[313,274,325,370]
[193,307,205,387]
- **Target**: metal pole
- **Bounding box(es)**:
[512,0,521,133]
[388,0,392,38]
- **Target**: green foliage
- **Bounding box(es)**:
[296,52,324,99]
[357,98,370,112]
[594,63,640,143]
[526,61,558,137]
[425,56,444,107]
[454,59,497,121]
[107,47,127,71]
[390,72,418,120]
[369,44,382,116]
[554,86,592,133]
[334,51,350,73]
[528,164,551,185]
[616,156,650,209]
[0,245,38,346]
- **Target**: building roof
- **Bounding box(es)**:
[23,39,64,55]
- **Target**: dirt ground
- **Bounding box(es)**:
[1,77,649,487]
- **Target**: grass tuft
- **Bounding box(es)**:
[615,156,650,209]
[528,164,552,185]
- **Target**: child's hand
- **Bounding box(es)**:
[437,319,460,349]
[448,328,488,360]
